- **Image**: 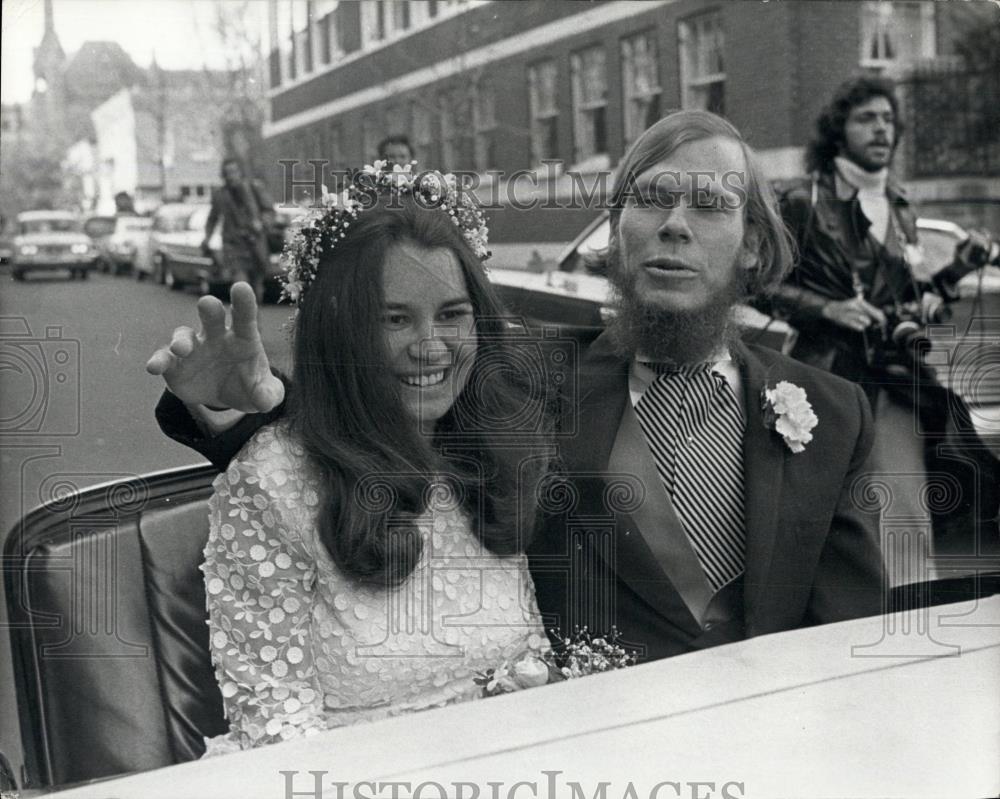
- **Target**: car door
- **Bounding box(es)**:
[167,206,213,283]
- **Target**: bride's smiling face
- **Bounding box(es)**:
[381,240,477,423]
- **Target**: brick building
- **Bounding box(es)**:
[262,0,998,257]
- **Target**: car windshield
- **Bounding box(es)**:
[84,217,117,238]
[918,228,959,279]
[20,218,79,234]
[118,218,152,232]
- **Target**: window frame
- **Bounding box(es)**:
[621,29,662,145]
[569,45,609,167]
[528,59,560,166]
[677,10,726,115]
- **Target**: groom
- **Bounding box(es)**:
[149,111,884,662]
[528,112,883,660]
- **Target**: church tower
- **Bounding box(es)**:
[31,0,67,137]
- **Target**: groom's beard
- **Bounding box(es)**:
[605,256,746,365]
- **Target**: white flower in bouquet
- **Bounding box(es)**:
[511,655,550,688]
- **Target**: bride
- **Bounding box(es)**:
[147,166,552,750]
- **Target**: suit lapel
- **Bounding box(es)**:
[608,401,713,625]
[566,335,702,633]
[733,342,788,630]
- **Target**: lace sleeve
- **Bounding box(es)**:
[203,457,327,748]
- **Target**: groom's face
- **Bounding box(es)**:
[615,136,750,317]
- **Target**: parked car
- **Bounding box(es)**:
[10,210,100,280]
[82,215,117,272]
[487,212,797,353]
[0,216,14,265]
[101,215,152,275]
[148,204,224,295]
[263,206,308,301]
[914,217,1000,296]
[147,204,303,301]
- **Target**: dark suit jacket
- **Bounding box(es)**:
[155,333,885,664]
[527,333,885,661]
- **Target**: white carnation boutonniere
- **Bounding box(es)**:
[762,381,818,454]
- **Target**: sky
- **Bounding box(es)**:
[1,0,269,105]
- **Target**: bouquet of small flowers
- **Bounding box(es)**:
[474,627,637,698]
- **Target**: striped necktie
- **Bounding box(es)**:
[634,362,747,592]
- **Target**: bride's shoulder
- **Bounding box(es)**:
[216,422,313,493]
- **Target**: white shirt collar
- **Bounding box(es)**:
[629,349,742,408]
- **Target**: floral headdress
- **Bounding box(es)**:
[279,160,490,307]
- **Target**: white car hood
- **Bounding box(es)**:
[15,231,90,246]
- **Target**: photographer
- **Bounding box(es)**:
[766,76,995,586]
[204,157,275,303]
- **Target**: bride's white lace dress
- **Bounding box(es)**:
[201,424,548,753]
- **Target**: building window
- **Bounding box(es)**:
[473,83,497,172]
[570,46,608,165]
[327,122,343,171]
[528,60,559,164]
[288,0,310,80]
[412,99,435,166]
[361,1,387,45]
[860,1,936,68]
[621,30,661,145]
[314,1,342,66]
[303,1,314,73]
[440,89,473,171]
[196,185,206,197]
[392,1,411,32]
[385,103,410,140]
[678,11,725,115]
[362,114,381,164]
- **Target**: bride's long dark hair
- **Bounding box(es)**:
[287,196,553,586]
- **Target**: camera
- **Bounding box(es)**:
[863,300,950,370]
[420,319,580,438]
[0,318,81,436]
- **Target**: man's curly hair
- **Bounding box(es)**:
[805,75,904,174]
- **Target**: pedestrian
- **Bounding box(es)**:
[203,157,275,304]
[377,134,414,167]
[765,75,997,586]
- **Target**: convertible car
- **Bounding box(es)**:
[2,464,999,793]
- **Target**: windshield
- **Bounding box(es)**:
[917,228,960,279]
[20,218,80,234]
[84,217,117,238]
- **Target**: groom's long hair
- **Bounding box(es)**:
[605,110,794,298]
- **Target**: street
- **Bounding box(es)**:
[0,267,294,538]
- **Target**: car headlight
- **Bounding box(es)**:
[19,244,39,256]
[70,243,90,255]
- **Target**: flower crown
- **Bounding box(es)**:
[280,160,490,306]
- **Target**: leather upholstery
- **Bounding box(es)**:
[4,465,226,789]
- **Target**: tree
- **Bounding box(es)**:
[198,1,268,181]
[0,135,69,216]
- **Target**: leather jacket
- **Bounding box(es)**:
[763,169,962,397]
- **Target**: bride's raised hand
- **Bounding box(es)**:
[145,282,285,413]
